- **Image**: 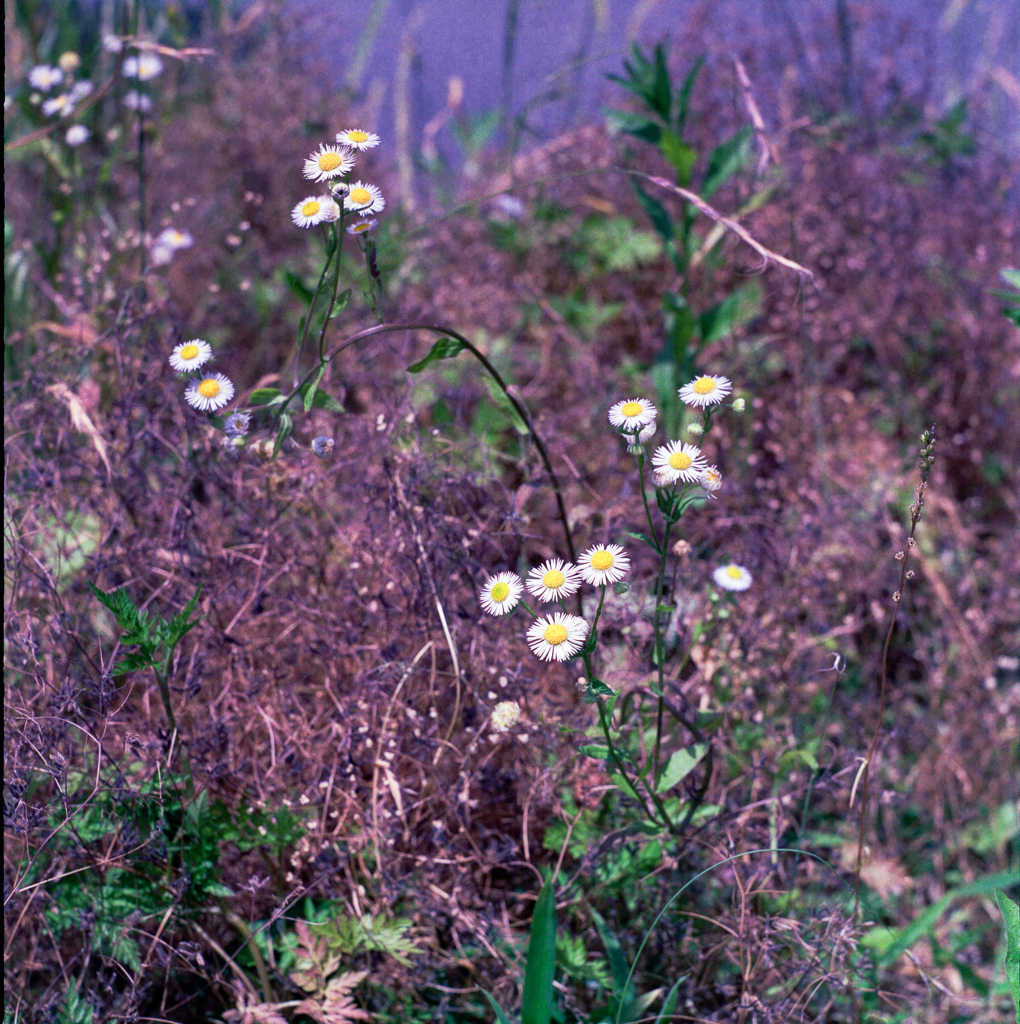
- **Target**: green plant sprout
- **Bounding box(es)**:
[89,581,202,791]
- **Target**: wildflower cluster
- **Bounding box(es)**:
[479,543,630,663]
[291,129,384,231]
[169,339,236,417]
[24,51,94,143]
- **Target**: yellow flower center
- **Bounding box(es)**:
[544,623,568,645]
[621,401,642,418]
[198,378,222,398]
[348,131,369,143]
[542,569,565,589]
[692,377,717,395]
[349,187,371,205]
[490,582,510,602]
[590,551,613,571]
[726,566,743,580]
[180,344,199,361]
[668,451,693,470]
[319,152,343,172]
[301,200,320,217]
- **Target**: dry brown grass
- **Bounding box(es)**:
[4,13,1019,1024]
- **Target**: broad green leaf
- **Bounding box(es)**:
[656,742,709,793]
[994,888,1020,1019]
[522,881,556,1024]
[284,269,314,305]
[659,131,697,186]
[579,745,611,759]
[329,287,351,319]
[407,337,467,373]
[248,387,286,407]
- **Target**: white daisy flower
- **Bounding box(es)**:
[712,564,753,591]
[700,465,723,493]
[28,65,63,91]
[302,144,355,183]
[347,218,377,235]
[343,181,385,216]
[336,128,380,151]
[479,571,524,616]
[622,420,657,447]
[526,559,582,604]
[42,94,73,117]
[577,544,630,587]
[678,374,733,407]
[608,397,657,432]
[319,197,341,222]
[527,613,589,662]
[123,53,163,81]
[103,34,125,53]
[65,124,89,146]
[185,373,235,412]
[122,90,152,112]
[169,338,213,372]
[491,700,521,732]
[291,196,334,228]
[652,440,707,485]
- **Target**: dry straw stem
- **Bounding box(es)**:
[632,170,815,283]
[46,382,112,481]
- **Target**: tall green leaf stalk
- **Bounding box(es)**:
[608,45,773,435]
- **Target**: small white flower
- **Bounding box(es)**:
[185,373,235,412]
[291,196,334,228]
[526,559,582,604]
[491,700,521,732]
[479,571,524,616]
[302,143,355,183]
[65,124,89,146]
[343,181,385,216]
[123,52,164,81]
[732,397,746,413]
[156,227,194,251]
[58,52,81,74]
[678,374,733,408]
[713,564,753,591]
[122,90,152,112]
[347,218,377,235]
[336,128,380,151]
[28,65,63,91]
[169,339,213,372]
[42,94,73,117]
[652,440,707,484]
[577,544,630,587]
[103,34,125,53]
[526,613,589,662]
[608,397,657,432]
[700,465,723,493]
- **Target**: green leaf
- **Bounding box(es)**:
[702,126,753,199]
[248,387,286,407]
[302,364,327,412]
[480,991,515,1024]
[284,269,314,305]
[522,881,557,1024]
[579,745,611,760]
[605,109,662,144]
[994,887,1020,1020]
[659,131,697,186]
[631,179,674,245]
[407,336,467,373]
[674,55,705,135]
[656,742,709,793]
[588,679,616,697]
[307,388,345,413]
[874,870,1019,968]
[330,287,351,319]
